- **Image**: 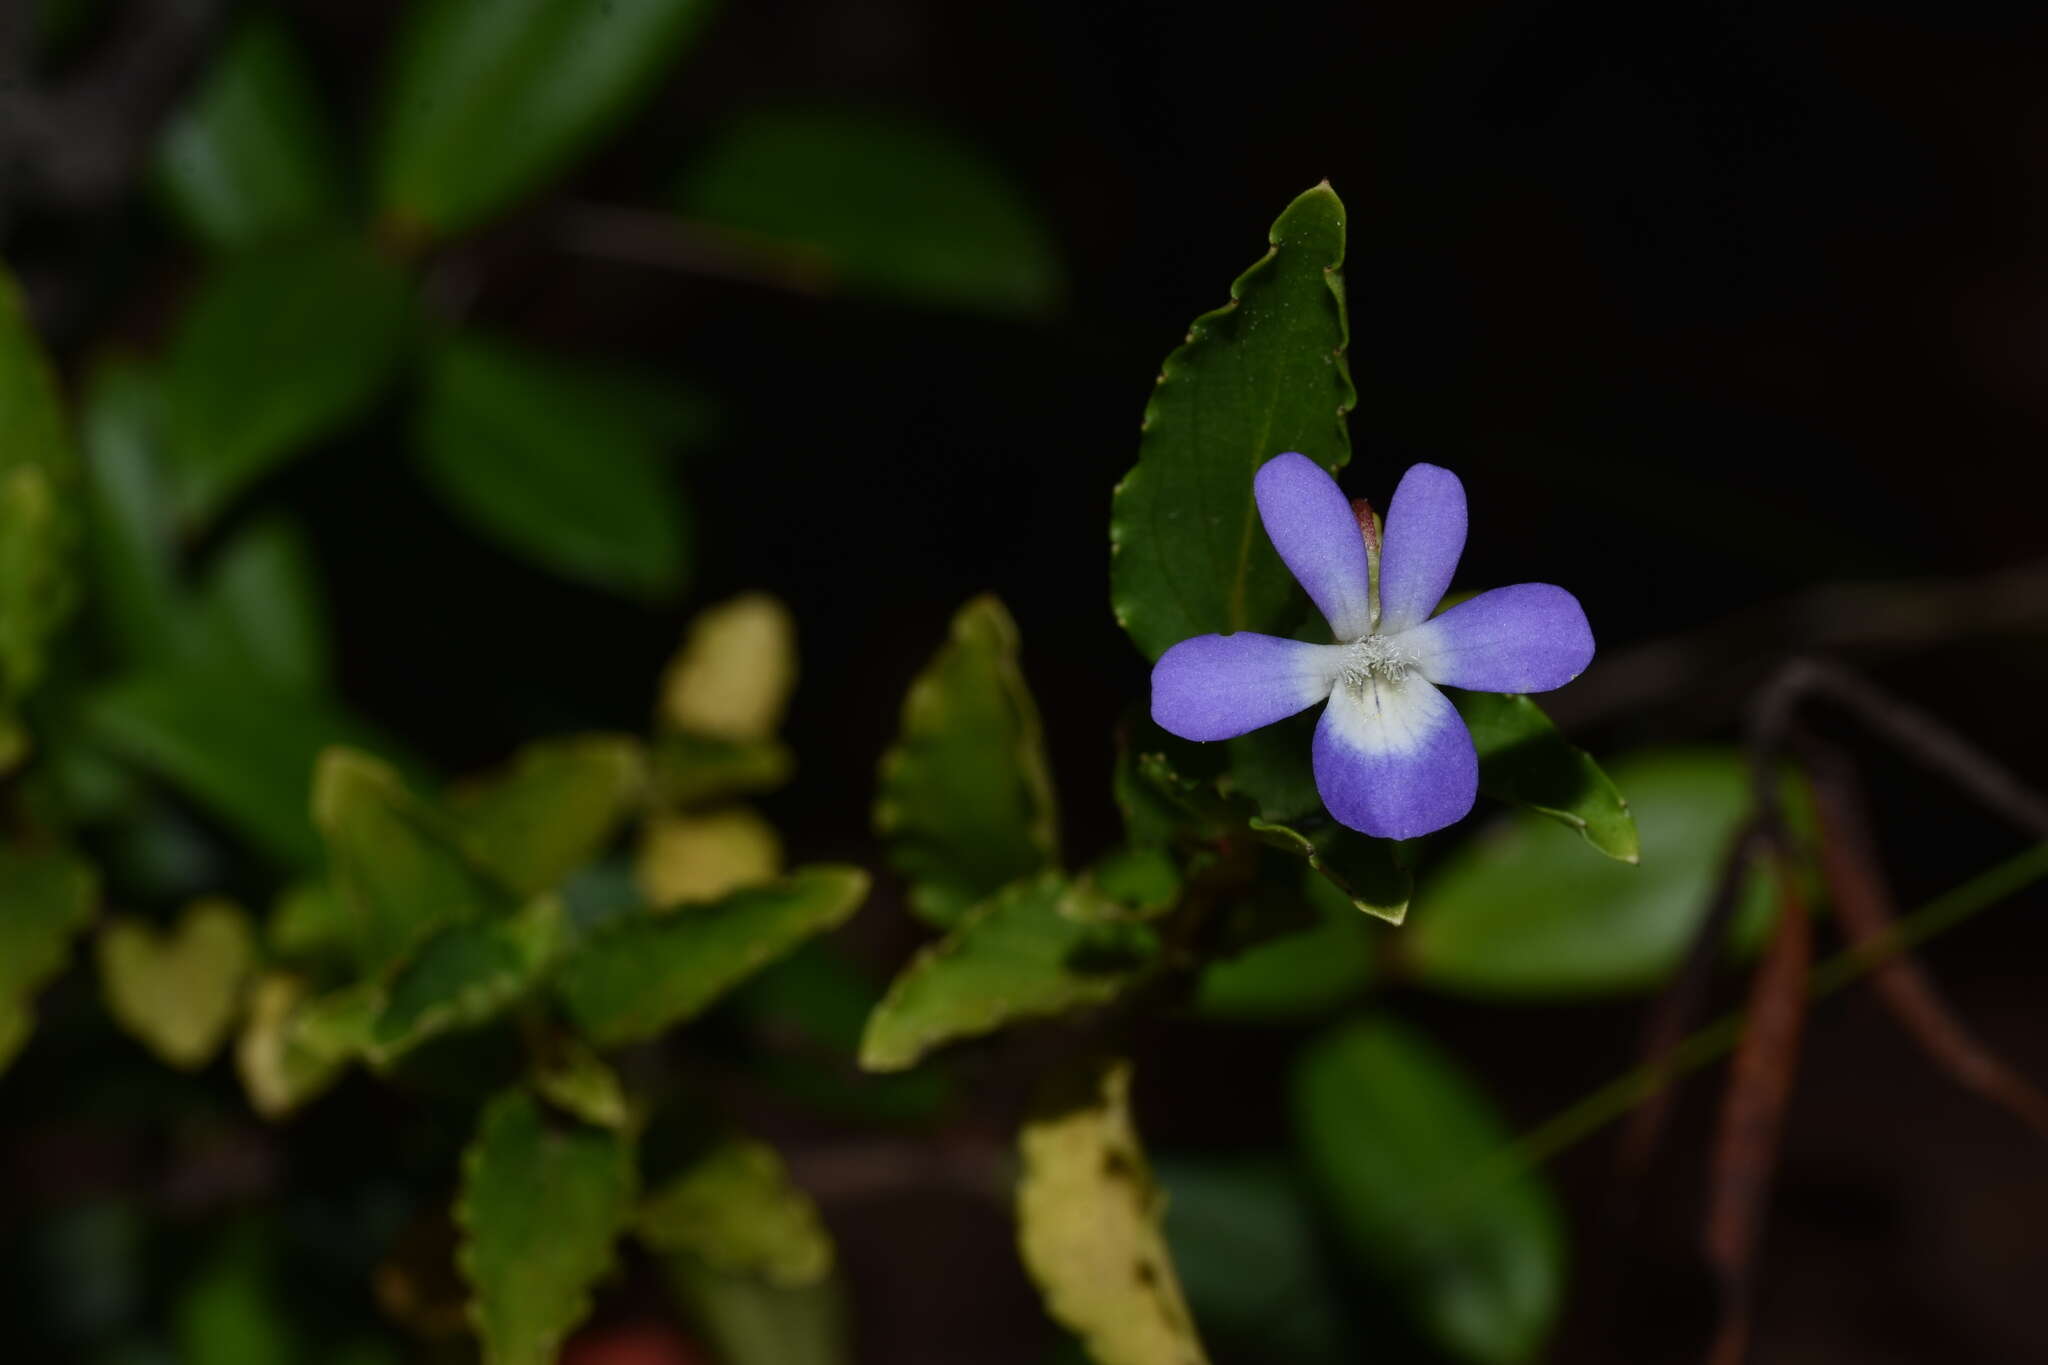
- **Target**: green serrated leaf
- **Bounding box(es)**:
[1110,183,1353,662]
[680,108,1062,318]
[166,235,408,527]
[96,898,256,1070]
[153,16,345,249]
[377,0,717,239]
[457,1089,636,1365]
[413,334,697,597]
[875,595,1060,928]
[368,898,564,1065]
[1293,1019,1564,1365]
[1454,692,1635,862]
[858,873,1154,1073]
[0,844,96,1072]
[1017,1057,1209,1365]
[192,514,332,692]
[451,735,647,897]
[313,747,513,973]
[1405,750,1770,998]
[0,268,78,761]
[651,733,793,808]
[556,866,869,1048]
[636,1139,832,1287]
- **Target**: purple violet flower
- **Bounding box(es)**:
[1150,453,1594,840]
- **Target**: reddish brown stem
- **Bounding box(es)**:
[1806,751,2048,1139]
[1702,855,1812,1365]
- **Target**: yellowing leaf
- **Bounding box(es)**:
[659,593,797,740]
[635,807,782,909]
[1017,1058,1209,1365]
[96,898,257,1069]
[236,972,358,1119]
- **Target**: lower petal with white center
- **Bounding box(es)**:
[1312,674,1478,839]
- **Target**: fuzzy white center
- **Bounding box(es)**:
[1338,634,1415,695]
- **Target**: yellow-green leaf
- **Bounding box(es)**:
[96,898,257,1069]
[875,595,1060,927]
[1017,1058,1209,1365]
[658,593,797,740]
[451,734,647,897]
[634,807,782,909]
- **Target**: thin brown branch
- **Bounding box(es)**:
[1805,746,2048,1139]
[552,202,837,296]
[1547,559,2048,732]
[1702,854,1812,1365]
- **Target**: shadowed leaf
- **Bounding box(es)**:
[377,0,717,238]
[1293,1019,1565,1365]
[165,236,408,527]
[153,16,344,248]
[0,268,78,766]
[0,845,96,1073]
[680,108,1062,317]
[556,866,869,1048]
[875,595,1060,927]
[413,335,703,597]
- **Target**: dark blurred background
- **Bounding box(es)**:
[8,2,2048,1362]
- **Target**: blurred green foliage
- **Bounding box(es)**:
[0,6,1786,1359]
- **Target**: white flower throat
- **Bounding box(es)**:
[1338,633,1415,694]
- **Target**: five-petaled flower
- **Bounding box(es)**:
[1150,453,1594,840]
